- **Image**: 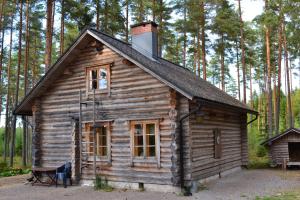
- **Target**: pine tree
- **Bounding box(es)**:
[211,1,239,91]
[10,0,23,167]
[45,0,53,70]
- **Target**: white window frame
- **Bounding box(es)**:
[86,64,110,94]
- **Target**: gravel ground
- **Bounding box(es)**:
[1,169,300,200]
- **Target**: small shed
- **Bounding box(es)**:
[262,128,300,167]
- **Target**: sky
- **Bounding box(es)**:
[230,0,264,21]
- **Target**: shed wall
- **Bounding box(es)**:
[269,132,300,165]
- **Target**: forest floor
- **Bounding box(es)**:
[0,169,300,200]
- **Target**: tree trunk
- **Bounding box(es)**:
[125,0,128,42]
[275,18,283,135]
[250,65,253,108]
[10,0,23,167]
[200,0,206,80]
[3,4,14,163]
[238,0,246,104]
[250,64,253,128]
[45,0,53,70]
[22,0,30,166]
[32,31,38,87]
[283,22,293,128]
[103,0,108,32]
[60,0,64,55]
[96,0,100,30]
[265,0,273,138]
[221,34,225,91]
[157,0,163,57]
[152,0,156,22]
[197,29,201,77]
[193,36,196,73]
[0,0,6,124]
[236,41,241,101]
[183,0,186,68]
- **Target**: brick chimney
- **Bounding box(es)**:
[131,22,158,59]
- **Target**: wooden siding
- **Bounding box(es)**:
[269,132,300,165]
[35,42,178,185]
[189,104,247,181]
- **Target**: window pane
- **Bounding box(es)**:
[96,127,107,156]
[133,124,143,157]
[99,68,107,89]
[146,146,156,157]
[91,69,97,80]
[92,80,98,89]
[134,135,143,146]
[134,147,144,157]
[146,124,155,135]
[99,146,107,156]
[146,134,155,146]
[134,124,143,135]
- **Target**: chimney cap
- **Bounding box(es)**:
[130,21,158,28]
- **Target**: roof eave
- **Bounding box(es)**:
[195,97,258,115]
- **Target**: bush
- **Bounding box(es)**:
[0,166,31,177]
[256,145,267,157]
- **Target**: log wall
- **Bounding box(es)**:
[35,42,178,185]
[189,103,247,181]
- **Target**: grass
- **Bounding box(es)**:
[94,175,114,192]
[255,190,300,200]
[0,156,31,178]
[248,155,270,169]
[0,127,31,178]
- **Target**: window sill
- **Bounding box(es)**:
[86,89,109,95]
[87,156,110,162]
[132,157,157,163]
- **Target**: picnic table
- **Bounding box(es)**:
[31,167,57,186]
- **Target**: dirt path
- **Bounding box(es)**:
[0,169,300,200]
[0,174,30,188]
[193,169,300,200]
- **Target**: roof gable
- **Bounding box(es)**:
[261,128,300,146]
[14,28,256,115]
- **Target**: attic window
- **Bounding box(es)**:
[86,65,110,92]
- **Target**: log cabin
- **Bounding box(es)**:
[14,22,257,193]
[262,128,300,168]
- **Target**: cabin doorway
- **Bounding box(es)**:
[288,142,300,162]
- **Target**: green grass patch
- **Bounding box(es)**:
[94,175,113,192]
[248,155,270,169]
[0,156,31,178]
[255,190,300,200]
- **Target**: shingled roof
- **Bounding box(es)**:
[14,28,257,115]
